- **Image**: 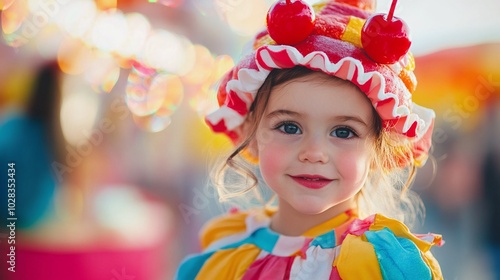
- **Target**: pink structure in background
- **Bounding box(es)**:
[8,240,168,280]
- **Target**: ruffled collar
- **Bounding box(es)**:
[247,208,358,238]
[227,208,357,256]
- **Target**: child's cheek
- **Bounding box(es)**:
[336,148,371,181]
[258,142,289,178]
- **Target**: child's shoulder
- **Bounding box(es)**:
[349,214,443,247]
[336,213,444,279]
[200,208,270,250]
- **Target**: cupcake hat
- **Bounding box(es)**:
[205,0,435,167]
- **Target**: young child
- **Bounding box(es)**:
[176,0,443,279]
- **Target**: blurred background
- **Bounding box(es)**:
[0,0,499,279]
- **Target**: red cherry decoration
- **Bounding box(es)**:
[361,0,411,64]
[266,0,316,45]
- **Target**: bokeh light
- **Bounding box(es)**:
[182,44,215,85]
[1,0,29,35]
[141,29,195,75]
[83,51,120,93]
[0,0,15,10]
[95,0,117,10]
[211,54,235,82]
[153,74,184,116]
[189,82,219,119]
[57,37,92,75]
[189,54,234,117]
[90,10,127,52]
[60,75,100,147]
[126,62,163,117]
[214,0,270,36]
[132,113,172,133]
[1,0,239,131]
[116,13,151,59]
[129,73,184,132]
[56,0,97,39]
[93,186,154,243]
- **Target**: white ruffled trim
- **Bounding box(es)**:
[205,106,246,131]
[410,103,436,141]
[290,246,336,279]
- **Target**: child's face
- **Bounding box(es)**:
[255,72,376,216]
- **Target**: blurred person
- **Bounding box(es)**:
[175,0,444,279]
[0,61,64,230]
[483,150,500,280]
[0,61,63,280]
[482,98,500,280]
[0,60,174,280]
[415,97,499,279]
[418,133,486,279]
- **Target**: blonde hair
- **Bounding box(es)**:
[211,66,425,227]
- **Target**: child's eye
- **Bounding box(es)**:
[332,127,356,139]
[276,122,302,134]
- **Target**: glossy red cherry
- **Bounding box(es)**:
[266,0,315,45]
[361,0,411,64]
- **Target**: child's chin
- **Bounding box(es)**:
[292,203,332,216]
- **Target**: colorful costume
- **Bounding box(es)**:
[176,209,443,279]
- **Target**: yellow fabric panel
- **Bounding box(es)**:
[200,211,249,250]
[340,16,365,48]
[369,215,440,252]
[313,1,328,13]
[303,211,354,238]
[253,34,276,50]
[196,244,261,280]
[421,250,444,280]
[334,234,383,280]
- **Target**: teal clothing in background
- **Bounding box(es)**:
[0,113,56,229]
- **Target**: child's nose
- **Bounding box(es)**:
[298,136,329,163]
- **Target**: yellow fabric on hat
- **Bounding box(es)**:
[253,34,276,50]
[313,1,328,13]
[340,16,365,48]
[399,68,418,93]
[405,52,416,71]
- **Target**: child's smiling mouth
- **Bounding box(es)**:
[289,174,333,189]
